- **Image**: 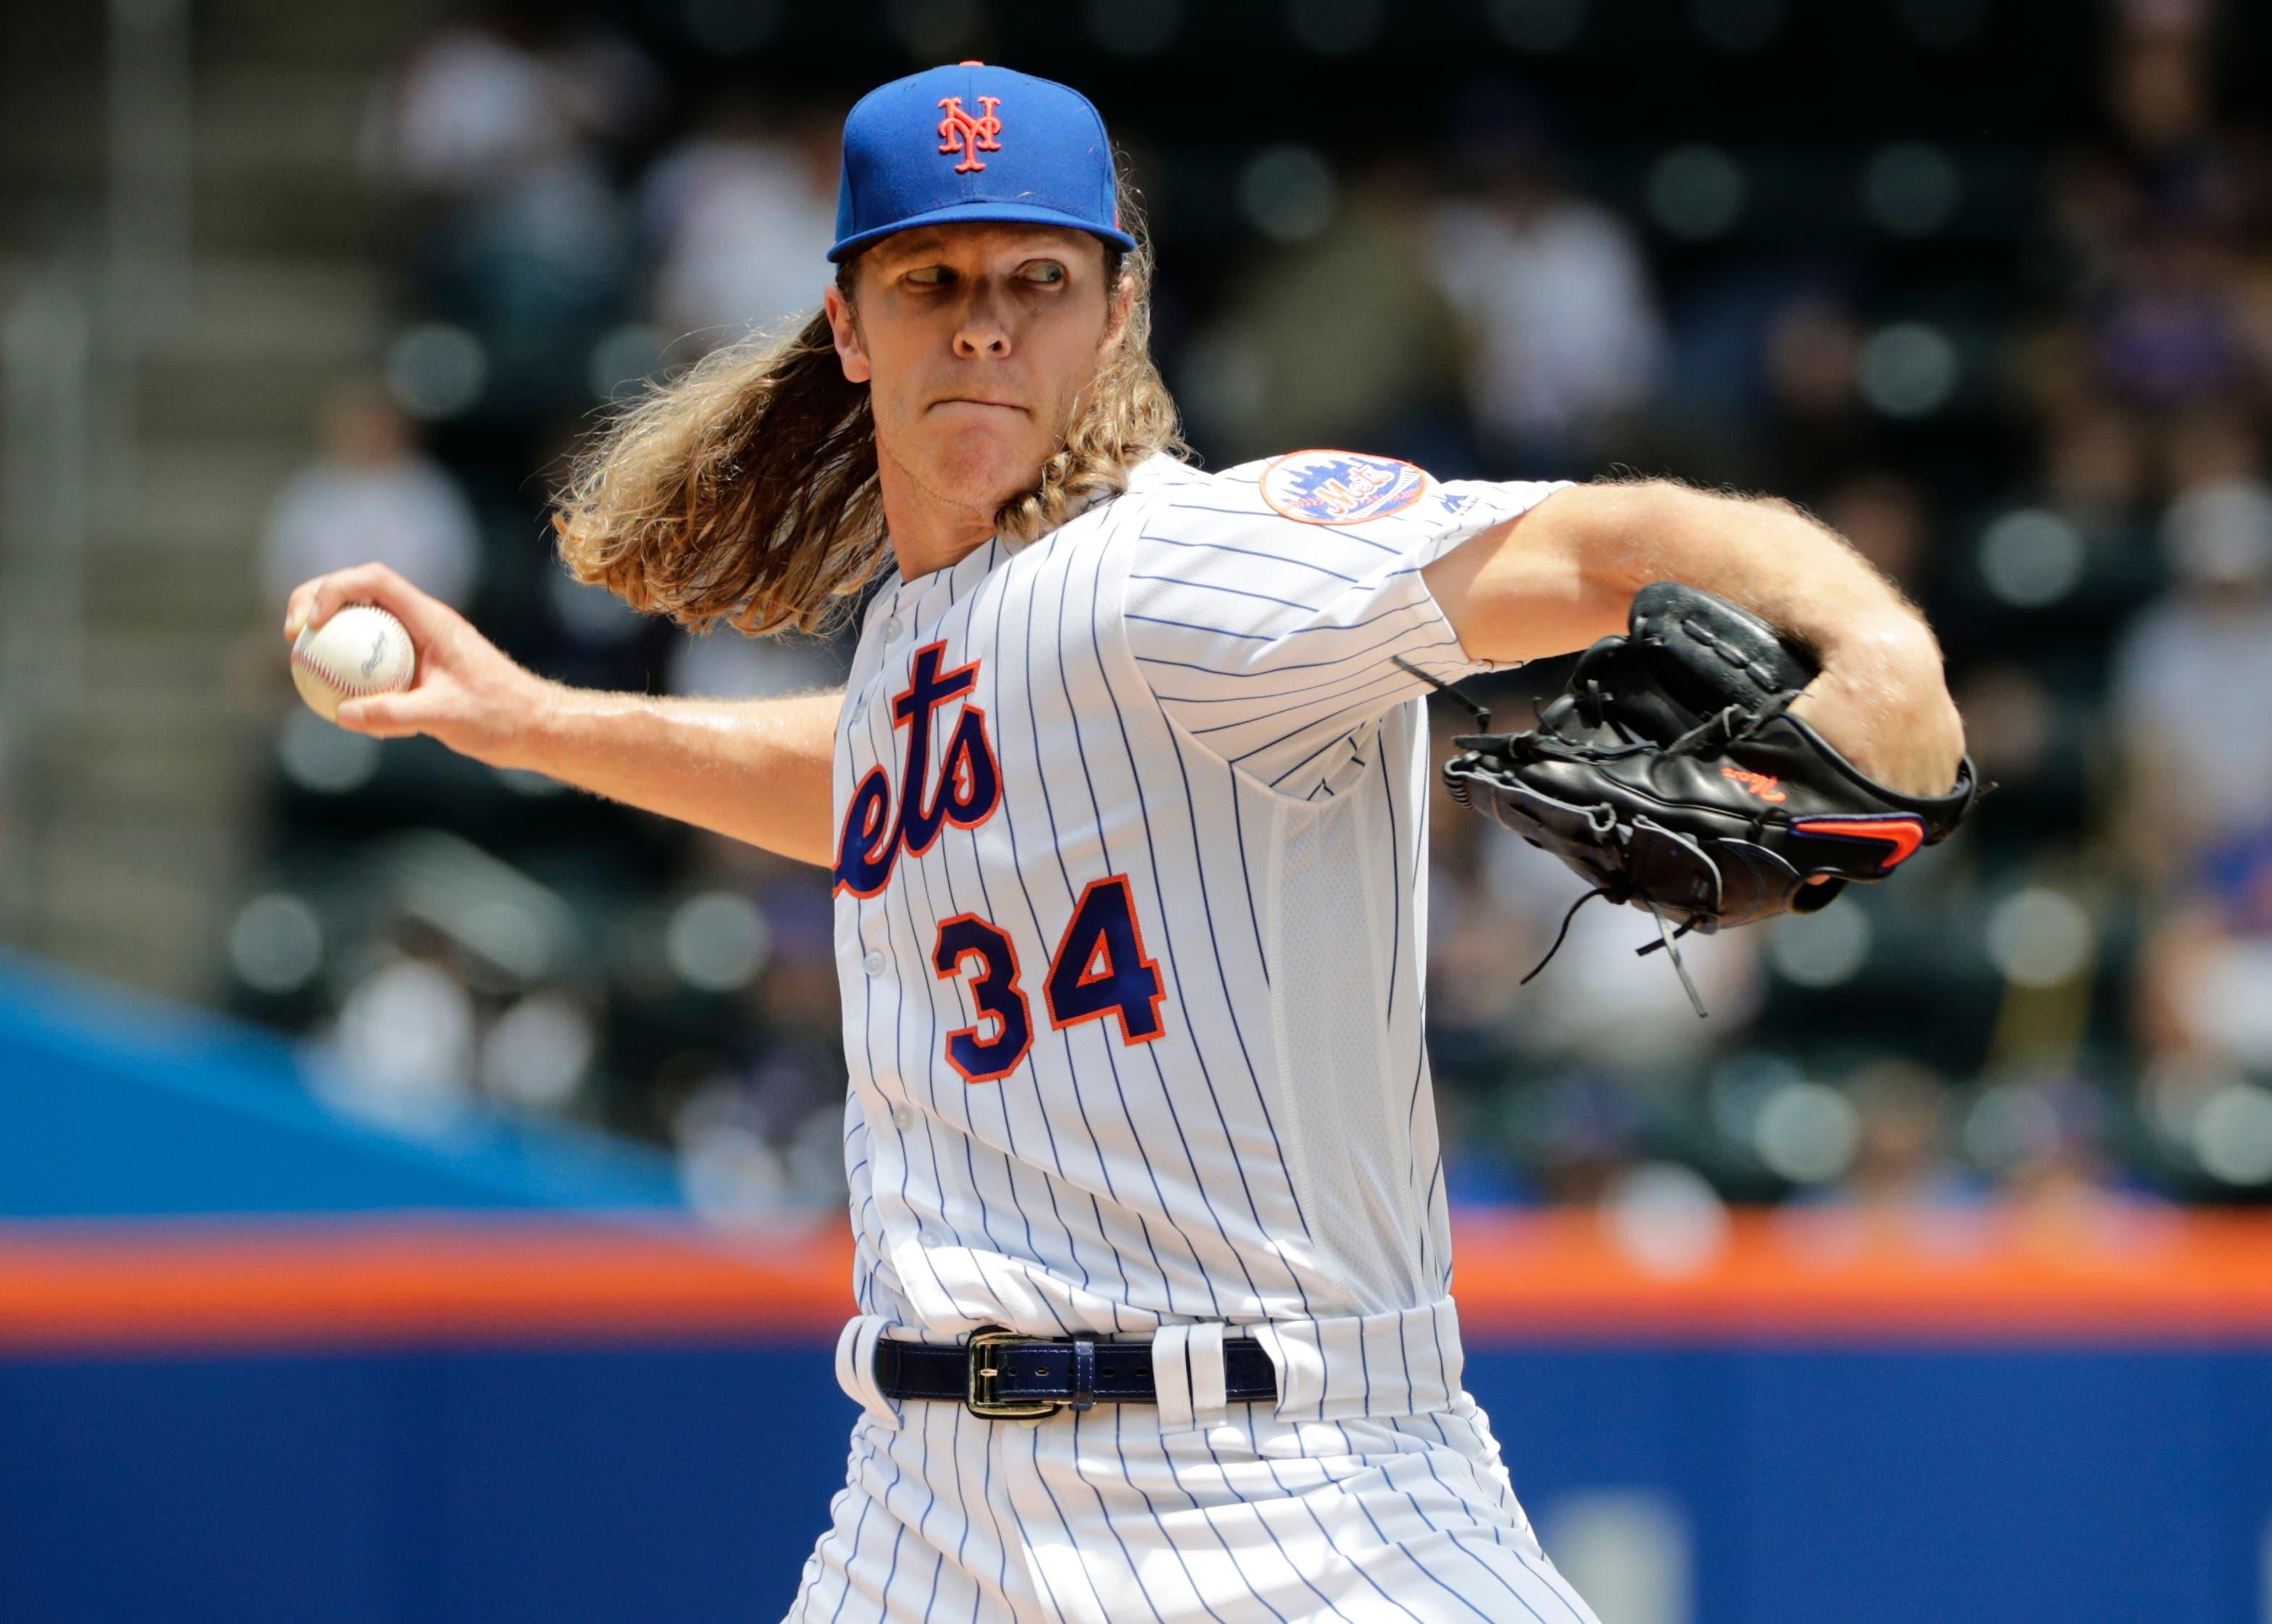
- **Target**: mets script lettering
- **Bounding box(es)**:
[1308,463,1399,520]
[833,643,1002,897]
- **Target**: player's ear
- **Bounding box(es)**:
[823,283,871,384]
[1101,267,1136,354]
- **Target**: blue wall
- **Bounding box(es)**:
[2,1337,2263,1624]
[0,950,683,1217]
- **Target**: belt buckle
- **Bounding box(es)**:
[966,1328,1061,1419]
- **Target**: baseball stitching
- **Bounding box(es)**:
[293,614,414,697]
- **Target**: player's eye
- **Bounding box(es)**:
[905,265,954,288]
[1020,260,1067,285]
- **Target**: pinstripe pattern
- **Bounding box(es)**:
[785,1395,1596,1624]
[809,452,1589,1623]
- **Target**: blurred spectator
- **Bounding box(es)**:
[369,9,660,418]
[642,98,841,344]
[2042,406,2148,523]
[2108,476,2272,879]
[408,158,633,416]
[1506,1072,1641,1208]
[1951,664,2082,846]
[2102,4,2261,236]
[663,868,848,1224]
[1963,1073,2153,1237]
[467,423,685,692]
[1757,293,1882,497]
[2134,846,2272,1196]
[259,384,481,612]
[1186,157,1463,465]
[672,1069,793,1226]
[1820,470,1932,598]
[377,21,576,199]
[2118,356,2272,1168]
[2052,8,2272,432]
[369,7,661,202]
[1765,298,1858,420]
[2085,230,2253,413]
[1955,666,2056,790]
[1427,101,1664,474]
[479,985,599,1111]
[1945,408,2159,671]
[1831,1059,1976,1213]
[2157,401,2261,497]
[318,947,479,1131]
[2136,888,2272,1079]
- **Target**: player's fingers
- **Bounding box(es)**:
[333,695,419,736]
[286,567,385,640]
[285,567,400,637]
[291,564,460,650]
[309,564,415,635]
[283,580,322,640]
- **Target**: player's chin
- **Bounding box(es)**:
[923,431,1050,511]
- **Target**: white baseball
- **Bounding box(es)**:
[291,603,416,723]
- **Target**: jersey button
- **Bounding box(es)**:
[882,616,905,643]
[891,1104,915,1131]
[862,950,887,976]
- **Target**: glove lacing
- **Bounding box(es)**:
[1394,655,1753,1019]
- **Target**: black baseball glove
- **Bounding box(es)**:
[1426,581,1978,1015]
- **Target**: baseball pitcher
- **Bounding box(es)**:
[286,64,1970,1624]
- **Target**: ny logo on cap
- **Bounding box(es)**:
[936,95,1003,173]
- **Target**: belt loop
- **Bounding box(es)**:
[834,1315,903,1431]
[1186,1323,1228,1428]
[1152,1325,1195,1430]
[1070,1335,1097,1412]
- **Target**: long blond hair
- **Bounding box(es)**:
[553,178,1184,637]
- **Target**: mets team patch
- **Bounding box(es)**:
[1258,450,1430,525]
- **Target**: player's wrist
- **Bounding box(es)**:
[1809,614,1942,701]
[481,669,581,776]
[1789,656,1965,797]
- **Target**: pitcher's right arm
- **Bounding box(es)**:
[283,563,841,868]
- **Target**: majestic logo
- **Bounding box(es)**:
[936,95,1003,173]
[833,643,1002,898]
[1259,450,1430,525]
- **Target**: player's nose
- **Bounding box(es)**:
[951,322,1011,358]
[950,283,1014,358]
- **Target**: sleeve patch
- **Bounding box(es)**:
[1258,450,1430,526]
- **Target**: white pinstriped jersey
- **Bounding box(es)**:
[830,450,1564,1355]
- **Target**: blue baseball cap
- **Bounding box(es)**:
[828,62,1135,264]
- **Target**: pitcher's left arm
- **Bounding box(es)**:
[1423,478,1966,798]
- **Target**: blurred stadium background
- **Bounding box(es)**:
[4,1,2272,1620]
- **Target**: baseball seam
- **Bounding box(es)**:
[292,622,414,697]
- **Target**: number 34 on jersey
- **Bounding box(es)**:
[832,643,1167,1086]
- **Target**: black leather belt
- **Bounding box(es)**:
[874,1328,1277,1418]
